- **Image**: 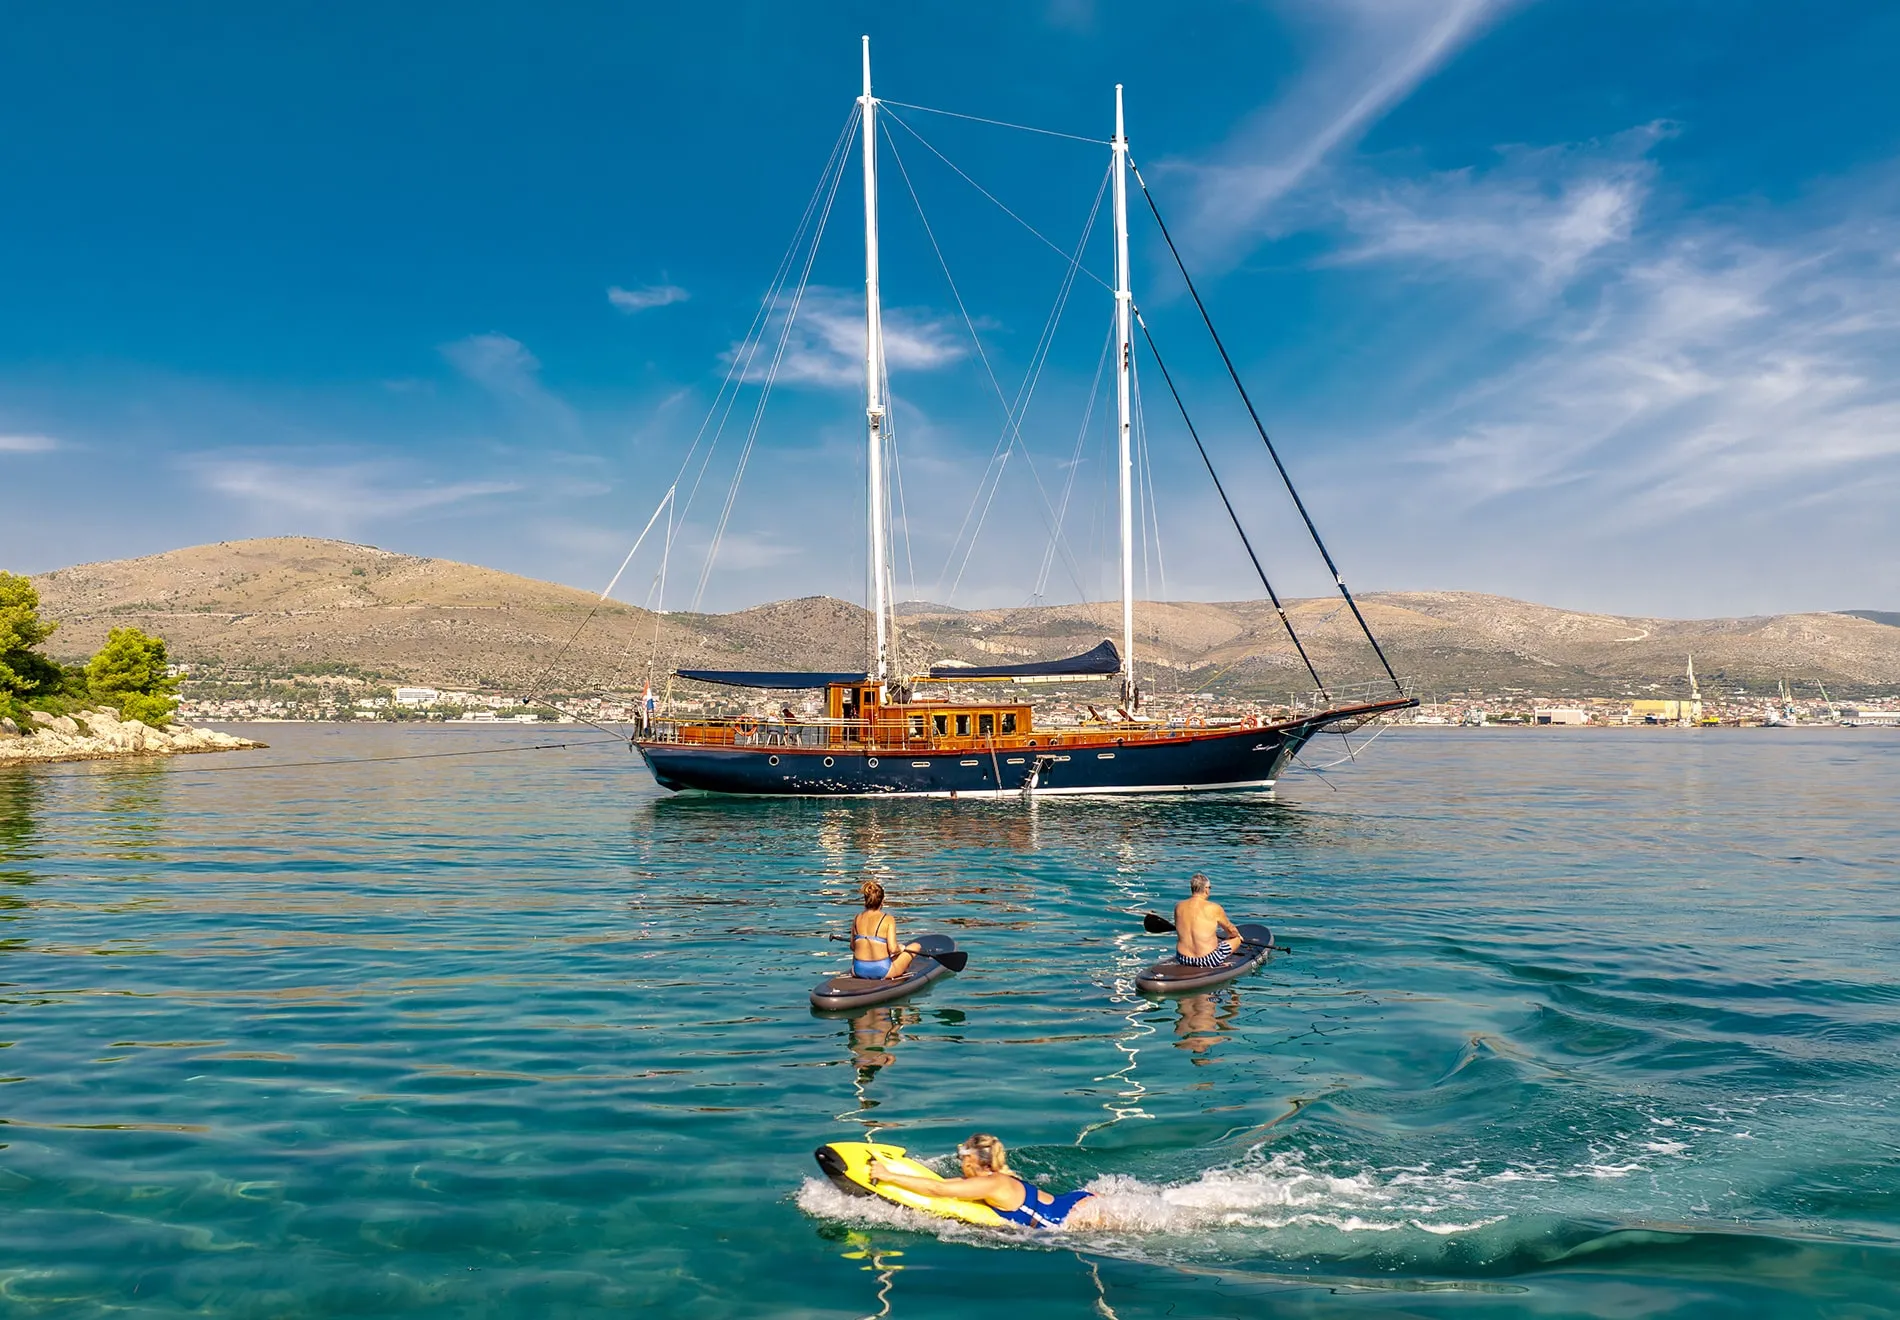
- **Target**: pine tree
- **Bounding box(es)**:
[86,627,182,727]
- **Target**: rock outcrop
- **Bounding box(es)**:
[0,707,265,765]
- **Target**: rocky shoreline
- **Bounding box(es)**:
[0,707,266,765]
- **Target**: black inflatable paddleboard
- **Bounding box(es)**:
[1134,923,1272,994]
[810,933,960,1011]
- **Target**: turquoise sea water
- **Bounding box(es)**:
[1,724,1896,1317]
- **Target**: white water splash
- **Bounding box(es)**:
[797,1149,1507,1246]
[1077,1151,1505,1238]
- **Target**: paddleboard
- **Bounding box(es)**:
[813,1140,1005,1228]
[810,933,959,1011]
[1134,922,1272,994]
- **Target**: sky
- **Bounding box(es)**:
[2,1,1897,619]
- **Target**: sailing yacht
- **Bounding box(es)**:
[633,40,1414,797]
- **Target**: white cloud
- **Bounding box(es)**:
[726,287,968,389]
[608,283,689,313]
[1174,0,1511,261]
[441,333,544,398]
[185,452,518,527]
[708,530,799,571]
[1330,127,1663,291]
[0,433,59,453]
[439,332,582,442]
[1404,201,1900,520]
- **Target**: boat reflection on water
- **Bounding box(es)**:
[1173,988,1240,1066]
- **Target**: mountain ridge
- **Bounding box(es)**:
[26,538,1900,697]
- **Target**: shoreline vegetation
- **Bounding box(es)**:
[2,569,263,765]
[0,705,263,765]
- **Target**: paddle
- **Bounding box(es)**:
[1142,912,1288,953]
[828,933,969,973]
[912,948,968,972]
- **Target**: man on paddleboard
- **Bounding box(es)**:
[1174,873,1242,967]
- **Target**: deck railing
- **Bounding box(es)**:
[636,686,1411,751]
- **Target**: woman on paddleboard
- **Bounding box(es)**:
[851,880,921,981]
[867,1133,1103,1230]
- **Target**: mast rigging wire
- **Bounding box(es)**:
[1131,348,1171,657]
[877,98,1108,146]
[672,107,862,551]
[690,112,858,613]
[1033,311,1116,601]
[1127,156,1404,697]
[877,129,1112,603]
[883,109,1114,294]
[1133,308,1326,693]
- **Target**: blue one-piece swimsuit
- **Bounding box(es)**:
[994,1178,1092,1229]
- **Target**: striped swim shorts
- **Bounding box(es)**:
[1177,941,1234,968]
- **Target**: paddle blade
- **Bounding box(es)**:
[1143,912,1176,934]
[929,950,969,973]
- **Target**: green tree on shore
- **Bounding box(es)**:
[86,627,181,726]
[0,572,72,720]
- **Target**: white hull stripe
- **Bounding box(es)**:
[650,777,1278,800]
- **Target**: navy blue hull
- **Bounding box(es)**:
[636,722,1324,797]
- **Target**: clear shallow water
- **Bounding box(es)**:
[1,724,1896,1318]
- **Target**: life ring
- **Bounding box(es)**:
[736,718,757,736]
[1187,715,1205,729]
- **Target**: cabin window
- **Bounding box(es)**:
[860,687,877,707]
[955,714,971,737]
[1001,712,1018,734]
[933,714,948,736]
[978,713,995,737]
[909,715,926,738]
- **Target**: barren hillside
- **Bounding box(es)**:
[27,538,1900,697]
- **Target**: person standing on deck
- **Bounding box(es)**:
[1173,873,1242,967]
[851,880,920,981]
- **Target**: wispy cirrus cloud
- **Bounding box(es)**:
[0,433,60,454]
[440,332,582,442]
[1174,0,1512,261]
[441,332,546,399]
[1329,126,1665,292]
[184,451,518,530]
[608,283,689,313]
[1404,186,1900,520]
[726,287,968,388]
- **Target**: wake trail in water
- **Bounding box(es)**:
[798,1148,1507,1251]
[797,1108,1900,1275]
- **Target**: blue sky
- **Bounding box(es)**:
[2,1,1897,618]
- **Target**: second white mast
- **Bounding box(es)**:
[1113,84,1136,707]
[861,36,891,692]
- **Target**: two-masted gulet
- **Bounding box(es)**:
[634,40,1414,797]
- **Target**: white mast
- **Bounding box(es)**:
[1112,84,1136,707]
[861,36,891,694]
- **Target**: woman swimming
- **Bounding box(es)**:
[850,880,921,981]
[867,1132,1103,1230]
